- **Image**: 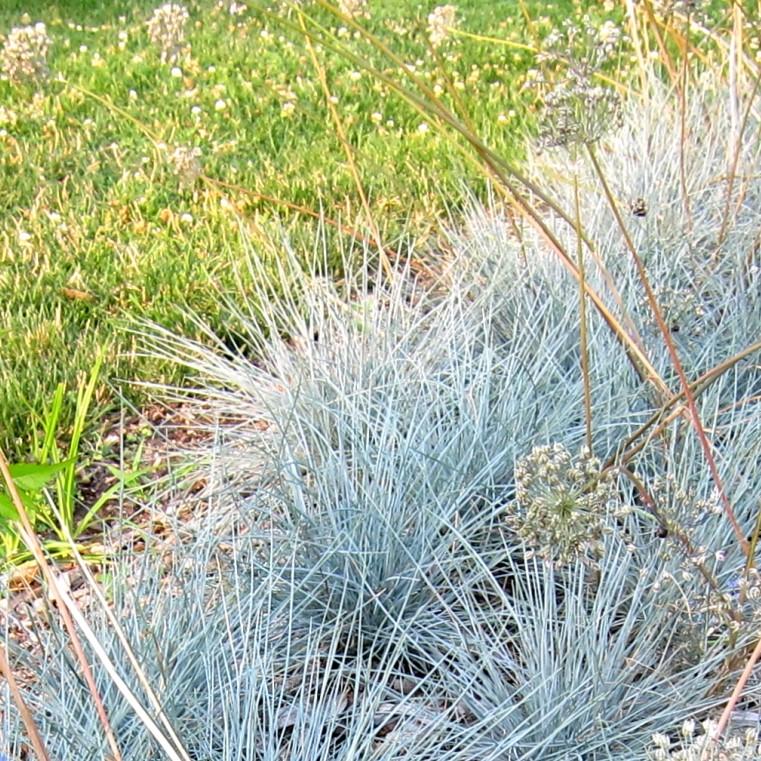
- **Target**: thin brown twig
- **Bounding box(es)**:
[574,173,593,451]
[712,633,761,745]
[68,80,415,281]
[715,71,761,251]
[302,0,649,355]
[482,163,668,398]
[640,0,680,85]
[298,11,392,281]
[677,11,693,235]
[0,447,123,761]
[0,642,50,761]
[606,339,761,471]
[202,176,437,282]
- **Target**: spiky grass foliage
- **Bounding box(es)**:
[453,63,761,532]
[4,228,761,759]
[518,67,760,384]
[5,32,761,761]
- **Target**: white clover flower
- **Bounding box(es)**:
[167,144,202,188]
[338,0,369,20]
[146,3,189,63]
[598,20,621,47]
[1,21,52,84]
[428,5,457,47]
[0,106,18,125]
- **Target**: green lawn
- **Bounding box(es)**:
[1,0,605,456]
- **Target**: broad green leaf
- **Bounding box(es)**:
[0,489,39,522]
[0,493,18,521]
[6,459,74,492]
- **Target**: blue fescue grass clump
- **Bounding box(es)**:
[5,204,761,758]
[5,29,761,761]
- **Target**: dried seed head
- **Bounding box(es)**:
[528,18,625,150]
[507,444,617,566]
[648,718,759,760]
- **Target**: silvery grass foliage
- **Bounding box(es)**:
[521,67,761,384]
[4,69,761,761]
[4,245,761,758]
[453,69,761,455]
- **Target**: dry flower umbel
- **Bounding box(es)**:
[428,5,457,47]
[649,719,761,760]
[146,2,190,63]
[646,475,761,635]
[642,284,706,338]
[526,17,624,149]
[1,22,51,84]
[507,443,620,566]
